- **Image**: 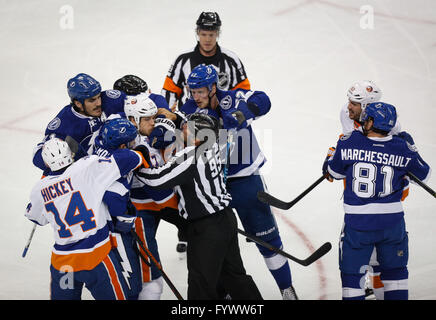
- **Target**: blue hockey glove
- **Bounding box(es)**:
[322,147,336,182]
[113,201,137,233]
[114,216,136,233]
[149,115,176,149]
[396,131,416,148]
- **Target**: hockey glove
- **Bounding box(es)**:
[114,216,136,233]
[149,115,176,149]
[396,131,416,148]
[113,200,137,233]
[322,147,336,182]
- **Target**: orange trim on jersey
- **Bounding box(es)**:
[132,195,178,212]
[401,187,409,201]
[133,151,150,168]
[51,238,112,272]
[163,76,183,97]
[370,275,384,289]
[102,255,126,300]
[134,218,151,283]
[353,120,362,129]
[231,78,251,91]
[110,234,118,248]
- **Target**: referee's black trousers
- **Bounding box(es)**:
[186,207,263,300]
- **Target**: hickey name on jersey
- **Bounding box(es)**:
[340,148,412,168]
[41,178,74,203]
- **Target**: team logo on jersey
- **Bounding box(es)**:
[340,134,351,141]
[218,72,229,90]
[406,141,418,152]
[106,90,121,99]
[220,95,232,110]
[47,117,61,131]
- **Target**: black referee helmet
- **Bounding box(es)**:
[113,75,148,96]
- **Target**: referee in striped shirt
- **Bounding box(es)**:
[136,113,262,300]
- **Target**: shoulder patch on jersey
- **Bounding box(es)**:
[105,90,121,99]
[47,117,61,131]
[220,95,233,110]
[340,134,351,141]
[406,141,418,153]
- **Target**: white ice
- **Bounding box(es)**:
[1,0,435,300]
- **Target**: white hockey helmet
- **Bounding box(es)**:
[347,80,382,110]
[41,137,74,171]
[124,93,158,125]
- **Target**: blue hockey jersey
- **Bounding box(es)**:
[328,131,431,230]
[32,91,168,174]
[180,88,271,178]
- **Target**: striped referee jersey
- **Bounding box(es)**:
[136,142,232,220]
[162,43,250,108]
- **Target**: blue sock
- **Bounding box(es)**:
[256,236,292,290]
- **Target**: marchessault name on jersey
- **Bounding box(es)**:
[340,148,412,168]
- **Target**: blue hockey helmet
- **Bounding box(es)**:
[360,102,397,133]
[187,64,218,90]
[67,73,102,104]
[100,118,138,150]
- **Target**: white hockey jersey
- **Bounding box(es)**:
[25,150,143,271]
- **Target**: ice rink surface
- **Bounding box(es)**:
[1,0,435,300]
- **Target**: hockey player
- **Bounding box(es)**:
[135,113,263,300]
[177,64,297,300]
[114,75,188,257]
[341,80,400,136]
[326,102,431,300]
[32,73,126,175]
[24,127,146,300]
[162,12,250,109]
[92,118,144,300]
[123,93,188,299]
[331,80,416,299]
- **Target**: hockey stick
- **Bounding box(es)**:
[223,130,235,184]
[22,224,37,258]
[257,174,327,210]
[130,230,184,300]
[237,228,332,267]
[408,172,436,198]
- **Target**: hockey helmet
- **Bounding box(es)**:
[67,73,102,104]
[187,64,218,90]
[196,12,221,31]
[113,75,148,96]
[124,93,158,125]
[347,80,382,110]
[100,118,138,150]
[42,137,74,171]
[360,102,397,133]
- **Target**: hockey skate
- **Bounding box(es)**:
[281,285,299,300]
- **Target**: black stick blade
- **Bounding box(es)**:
[300,242,332,266]
[257,191,293,210]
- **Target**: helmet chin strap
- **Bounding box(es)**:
[207,87,218,109]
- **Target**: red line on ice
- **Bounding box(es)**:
[273,208,328,300]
